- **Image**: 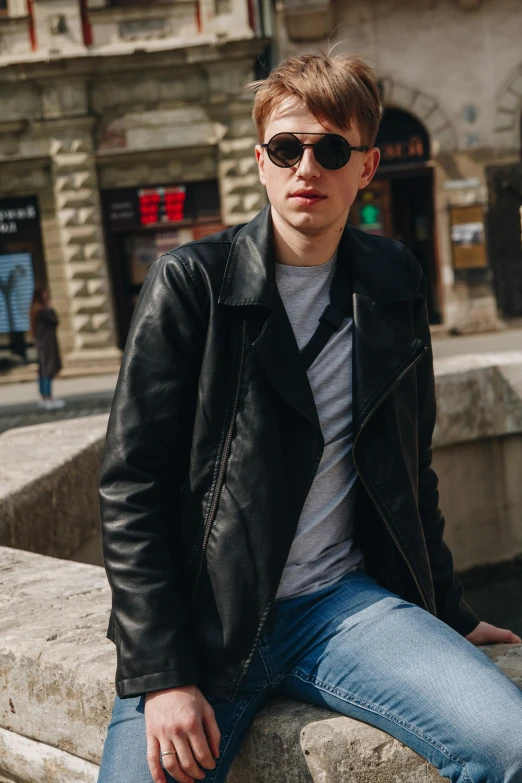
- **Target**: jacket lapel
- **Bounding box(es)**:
[253,287,320,430]
[341,227,426,436]
[351,282,426,435]
[219,206,320,431]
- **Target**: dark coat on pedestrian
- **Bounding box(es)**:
[35,307,62,378]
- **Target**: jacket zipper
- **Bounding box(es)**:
[190,319,248,607]
[352,344,431,613]
[234,436,325,696]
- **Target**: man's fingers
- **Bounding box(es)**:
[173,734,206,781]
[159,744,195,783]
[146,734,166,783]
[203,707,221,760]
[498,628,522,643]
[188,718,218,770]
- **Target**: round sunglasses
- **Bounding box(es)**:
[260,132,369,171]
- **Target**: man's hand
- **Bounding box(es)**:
[466,620,521,646]
[145,685,221,783]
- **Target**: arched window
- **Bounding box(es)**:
[376,108,431,167]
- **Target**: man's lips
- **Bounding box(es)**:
[290,190,327,204]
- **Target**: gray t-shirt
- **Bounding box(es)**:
[275,254,364,601]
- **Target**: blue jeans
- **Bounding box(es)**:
[39,376,52,397]
[98,572,522,783]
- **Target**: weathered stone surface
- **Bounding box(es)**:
[228,699,443,783]
[0,547,114,765]
[433,352,522,448]
[0,727,98,783]
[429,353,522,571]
[0,415,108,559]
[0,547,521,783]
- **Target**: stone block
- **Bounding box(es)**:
[0,416,108,559]
[387,82,416,110]
[0,727,99,783]
[498,89,521,113]
[411,91,438,121]
[0,547,521,783]
[0,547,114,764]
[433,352,522,447]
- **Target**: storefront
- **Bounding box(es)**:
[0,195,47,360]
[349,109,441,324]
[102,179,226,348]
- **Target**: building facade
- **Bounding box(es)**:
[0,0,269,369]
[276,0,522,332]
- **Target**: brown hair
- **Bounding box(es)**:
[30,286,47,337]
[248,53,382,146]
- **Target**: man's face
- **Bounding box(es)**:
[255,97,380,236]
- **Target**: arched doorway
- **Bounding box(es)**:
[349,108,441,324]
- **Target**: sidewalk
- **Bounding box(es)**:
[0,372,118,407]
[0,373,117,435]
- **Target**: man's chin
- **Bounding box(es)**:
[280,210,335,236]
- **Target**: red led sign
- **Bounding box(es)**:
[138,186,186,226]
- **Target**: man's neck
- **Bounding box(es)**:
[271,208,347,267]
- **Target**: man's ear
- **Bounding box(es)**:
[255,145,267,187]
[359,147,381,190]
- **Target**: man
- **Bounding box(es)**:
[98,54,522,783]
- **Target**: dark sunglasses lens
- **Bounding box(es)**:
[267,134,301,167]
[315,135,351,169]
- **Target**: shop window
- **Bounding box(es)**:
[0,0,8,17]
[101,180,225,347]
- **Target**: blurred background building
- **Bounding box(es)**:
[275,0,522,336]
[0,0,522,372]
[0,0,270,370]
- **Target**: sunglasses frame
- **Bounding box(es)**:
[260,132,370,170]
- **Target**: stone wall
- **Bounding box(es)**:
[0,414,108,561]
[433,351,522,571]
[0,545,521,783]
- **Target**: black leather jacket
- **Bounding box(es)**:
[99,206,479,701]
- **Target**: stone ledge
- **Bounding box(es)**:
[0,415,108,558]
[0,547,521,783]
[433,351,522,447]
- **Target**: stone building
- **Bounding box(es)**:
[276,0,522,332]
[0,0,269,369]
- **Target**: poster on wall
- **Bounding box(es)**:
[0,253,35,334]
[450,205,487,269]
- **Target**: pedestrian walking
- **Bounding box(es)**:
[97,53,522,783]
[30,286,65,410]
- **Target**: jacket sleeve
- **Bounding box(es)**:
[413,277,480,637]
[99,253,207,698]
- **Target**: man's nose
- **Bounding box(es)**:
[296,146,320,177]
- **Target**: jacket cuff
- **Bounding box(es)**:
[116,667,201,699]
[443,600,480,637]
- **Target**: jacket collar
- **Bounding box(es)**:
[218,204,427,439]
[218,205,423,309]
